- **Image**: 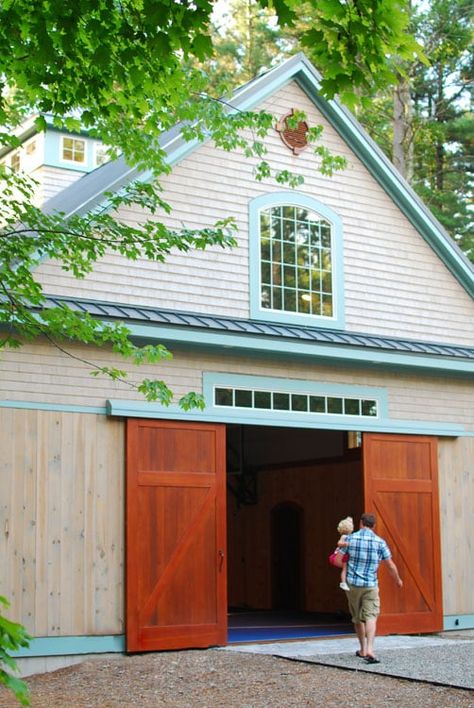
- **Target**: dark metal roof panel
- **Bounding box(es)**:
[40,295,474,360]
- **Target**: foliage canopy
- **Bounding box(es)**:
[0,0,425,404]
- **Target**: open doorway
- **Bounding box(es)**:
[226,424,362,642]
[271,502,304,610]
[125,420,442,650]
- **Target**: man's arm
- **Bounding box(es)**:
[384,558,403,587]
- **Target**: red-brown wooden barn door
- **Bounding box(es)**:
[126,419,227,652]
[363,433,443,635]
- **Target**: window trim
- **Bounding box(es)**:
[94,141,109,167]
[60,136,86,165]
[213,385,379,419]
[249,191,344,329]
[203,372,388,427]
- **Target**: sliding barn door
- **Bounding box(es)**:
[126,419,227,652]
[363,433,442,635]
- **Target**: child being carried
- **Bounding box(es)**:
[334,516,354,591]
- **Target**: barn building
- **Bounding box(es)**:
[1,53,473,673]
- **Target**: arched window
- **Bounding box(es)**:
[249,192,344,329]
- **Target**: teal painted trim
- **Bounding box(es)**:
[88,138,205,217]
[12,635,125,658]
[293,68,474,299]
[0,400,107,415]
[157,58,473,299]
[0,128,38,160]
[157,68,299,170]
[44,131,95,173]
[443,615,474,631]
[106,399,466,437]
[203,371,387,417]
[248,192,345,330]
[125,132,210,184]
[126,323,474,376]
[61,72,302,216]
[232,65,299,111]
[129,71,299,180]
[45,53,473,301]
[165,131,213,169]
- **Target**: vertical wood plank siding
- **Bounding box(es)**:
[0,410,124,636]
[438,437,474,615]
[34,82,474,346]
[0,408,472,636]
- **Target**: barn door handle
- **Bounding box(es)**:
[218,549,225,572]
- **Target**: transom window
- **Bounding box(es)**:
[62,137,85,163]
[260,205,333,317]
[214,386,378,418]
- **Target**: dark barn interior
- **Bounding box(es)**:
[226,425,363,642]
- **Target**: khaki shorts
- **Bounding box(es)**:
[346,585,380,623]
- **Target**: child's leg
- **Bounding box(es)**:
[339,562,350,591]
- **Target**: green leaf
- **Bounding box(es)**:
[179,392,206,411]
[0,597,31,705]
[33,115,47,132]
[0,672,30,706]
[192,33,213,60]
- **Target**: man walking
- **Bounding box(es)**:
[341,512,403,664]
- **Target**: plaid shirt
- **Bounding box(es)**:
[345,528,391,587]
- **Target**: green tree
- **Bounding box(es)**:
[209,1,473,261]
[411,0,473,259]
[283,0,422,107]
[0,0,423,404]
[356,0,473,260]
[0,0,275,406]
[202,0,289,92]
[0,596,31,706]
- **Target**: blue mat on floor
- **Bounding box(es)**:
[227,625,353,643]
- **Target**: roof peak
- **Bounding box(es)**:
[39,52,473,297]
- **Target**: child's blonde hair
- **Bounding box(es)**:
[337,516,354,534]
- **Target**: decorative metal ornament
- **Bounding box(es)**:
[275,109,309,154]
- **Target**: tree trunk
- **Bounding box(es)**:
[393,74,414,182]
[435,66,445,193]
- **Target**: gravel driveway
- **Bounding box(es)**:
[1,647,473,708]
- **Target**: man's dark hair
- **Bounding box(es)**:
[361,513,376,528]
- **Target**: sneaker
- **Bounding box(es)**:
[339,582,350,591]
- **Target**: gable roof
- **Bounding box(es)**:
[43,52,474,300]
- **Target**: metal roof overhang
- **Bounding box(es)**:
[42,296,474,376]
[127,323,474,375]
